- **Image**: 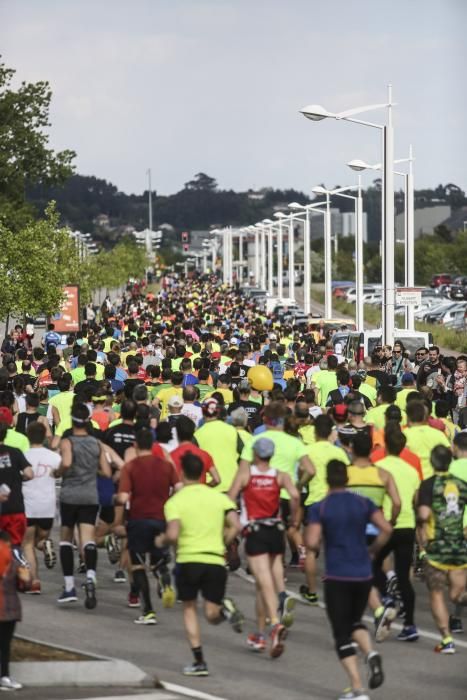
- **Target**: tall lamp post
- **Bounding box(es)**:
[262,219,275,296]
[289,201,327,317]
[300,85,396,344]
[312,185,364,328]
[273,213,286,298]
[255,222,267,290]
[348,145,415,329]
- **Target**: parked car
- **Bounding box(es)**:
[442,306,467,329]
[449,276,467,300]
[346,285,381,303]
[424,302,463,324]
[430,273,452,288]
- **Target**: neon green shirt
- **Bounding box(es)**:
[376,455,420,528]
[312,370,338,408]
[404,424,450,479]
[241,429,308,500]
[6,429,29,453]
[164,484,236,565]
[195,420,240,491]
[305,441,349,505]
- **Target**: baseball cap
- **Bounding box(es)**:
[0,407,13,426]
[401,372,414,384]
[309,406,323,419]
[332,404,348,420]
[253,437,275,459]
[168,394,184,408]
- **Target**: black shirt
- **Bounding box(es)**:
[228,399,262,430]
[104,423,136,459]
[123,378,145,399]
[0,445,30,514]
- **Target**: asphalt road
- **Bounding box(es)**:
[17,542,467,700]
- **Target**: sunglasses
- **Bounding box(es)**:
[393,350,402,354]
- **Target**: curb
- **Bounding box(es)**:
[11,635,155,688]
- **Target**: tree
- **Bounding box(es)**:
[0,58,75,230]
[184,173,218,192]
[0,204,82,320]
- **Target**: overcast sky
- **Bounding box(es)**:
[1,0,466,197]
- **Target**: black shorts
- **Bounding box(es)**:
[244,523,285,557]
[127,519,166,555]
[99,506,115,525]
[176,563,227,604]
[26,517,54,531]
[280,498,291,526]
[60,503,99,529]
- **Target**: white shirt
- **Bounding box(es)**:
[22,447,61,518]
[181,403,203,427]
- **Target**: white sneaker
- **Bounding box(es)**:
[338,690,370,700]
[0,676,23,690]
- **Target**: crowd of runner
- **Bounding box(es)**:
[0,273,466,699]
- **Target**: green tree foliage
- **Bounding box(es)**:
[0,58,75,230]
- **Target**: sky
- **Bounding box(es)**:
[1,0,466,197]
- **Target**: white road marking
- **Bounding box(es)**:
[68,695,179,700]
[235,568,467,650]
[161,682,229,700]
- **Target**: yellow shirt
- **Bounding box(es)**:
[305,441,349,505]
[404,424,451,479]
[157,386,183,420]
[195,420,239,491]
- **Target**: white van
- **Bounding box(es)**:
[344,328,434,363]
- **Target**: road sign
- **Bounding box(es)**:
[395,287,423,306]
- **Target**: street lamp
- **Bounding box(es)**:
[300,86,396,344]
[289,201,326,316]
[262,219,275,296]
[312,185,364,327]
[348,145,415,329]
[255,222,267,290]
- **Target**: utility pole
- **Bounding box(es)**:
[147,168,153,231]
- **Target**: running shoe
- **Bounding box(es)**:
[127,592,141,608]
[338,689,370,700]
[134,611,157,625]
[222,597,244,633]
[397,625,419,642]
[247,633,266,652]
[183,661,209,676]
[434,637,456,654]
[77,559,86,574]
[385,574,399,599]
[0,676,23,690]
[374,603,396,642]
[26,580,41,595]
[269,623,287,658]
[279,594,295,628]
[298,544,307,571]
[288,552,300,568]
[113,569,126,583]
[43,539,56,569]
[299,585,319,606]
[105,533,120,565]
[366,651,384,689]
[449,615,464,634]
[159,571,175,608]
[57,588,78,604]
[83,578,97,610]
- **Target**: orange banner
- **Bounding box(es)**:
[51,285,80,332]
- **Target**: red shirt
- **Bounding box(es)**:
[119,454,178,520]
[241,465,280,521]
[171,443,214,484]
[371,446,423,480]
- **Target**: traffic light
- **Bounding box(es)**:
[183,243,189,253]
[181,231,189,243]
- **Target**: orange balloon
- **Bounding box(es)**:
[248,365,274,391]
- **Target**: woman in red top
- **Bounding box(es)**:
[229,438,299,659]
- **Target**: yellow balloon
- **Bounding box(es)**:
[248,365,274,391]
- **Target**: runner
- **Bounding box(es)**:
[116,427,181,623]
[229,437,299,657]
[157,451,244,677]
[22,421,61,593]
[306,460,391,700]
[57,403,112,608]
[417,445,467,653]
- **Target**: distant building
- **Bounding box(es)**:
[439,206,467,233]
[395,204,451,241]
[309,208,368,243]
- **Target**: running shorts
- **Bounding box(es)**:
[60,503,99,529]
[127,518,166,555]
[98,506,115,525]
[424,562,466,591]
[175,562,227,605]
[26,517,54,531]
[0,513,27,546]
[244,522,285,557]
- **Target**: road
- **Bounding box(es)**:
[17,544,467,700]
